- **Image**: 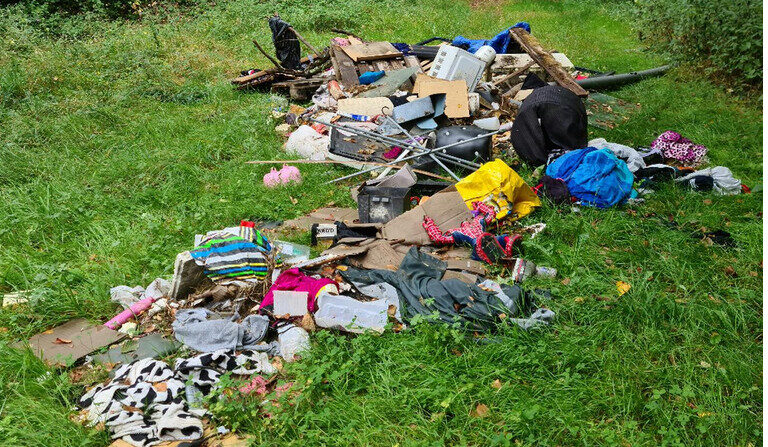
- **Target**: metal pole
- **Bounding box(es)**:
[311,118,481,169]
[382,115,460,181]
[316,118,480,168]
[326,129,502,184]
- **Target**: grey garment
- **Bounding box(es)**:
[509,308,555,330]
[589,138,645,173]
[341,247,518,331]
[93,334,181,369]
[172,309,270,352]
[675,166,742,195]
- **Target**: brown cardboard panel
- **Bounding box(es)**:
[20,318,125,366]
[444,259,487,276]
[382,189,471,245]
[413,74,470,118]
[442,270,479,284]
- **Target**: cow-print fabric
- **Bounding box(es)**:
[79,350,276,447]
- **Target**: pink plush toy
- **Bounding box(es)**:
[263,167,281,188]
[264,165,301,187]
[279,164,302,185]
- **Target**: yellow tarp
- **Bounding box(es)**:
[455,159,540,221]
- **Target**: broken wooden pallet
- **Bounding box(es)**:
[330,44,420,88]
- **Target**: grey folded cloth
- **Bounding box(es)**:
[172,308,269,352]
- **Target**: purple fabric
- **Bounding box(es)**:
[260,268,336,313]
[651,131,707,167]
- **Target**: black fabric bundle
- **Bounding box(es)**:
[269,16,301,69]
[510,82,588,166]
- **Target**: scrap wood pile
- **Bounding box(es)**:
[8,14,752,447]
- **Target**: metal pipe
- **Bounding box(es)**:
[311,118,481,169]
[575,64,673,90]
[327,129,502,183]
[382,116,460,181]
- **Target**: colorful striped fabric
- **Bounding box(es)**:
[190,233,270,282]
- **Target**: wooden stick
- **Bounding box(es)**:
[492,60,535,87]
[252,40,283,69]
[330,28,364,41]
[288,27,320,55]
[245,159,451,181]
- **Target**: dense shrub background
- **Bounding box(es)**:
[636,0,762,87]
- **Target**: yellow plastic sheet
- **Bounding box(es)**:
[455,159,541,221]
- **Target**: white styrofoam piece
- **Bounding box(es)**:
[273,290,309,316]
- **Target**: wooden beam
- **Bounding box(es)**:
[509,28,588,97]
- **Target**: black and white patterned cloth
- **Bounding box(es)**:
[79,350,276,447]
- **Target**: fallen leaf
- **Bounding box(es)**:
[749,271,758,277]
[574,297,584,304]
[491,379,502,390]
[473,403,490,418]
[616,281,631,296]
[703,199,712,205]
[290,196,298,205]
[152,382,168,392]
[724,266,737,277]
[54,338,72,344]
[561,277,571,286]
[700,361,711,368]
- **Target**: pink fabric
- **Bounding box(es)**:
[263,168,281,187]
[651,130,708,167]
[104,296,154,330]
[382,146,403,160]
[279,164,302,184]
[239,376,269,396]
[260,268,336,313]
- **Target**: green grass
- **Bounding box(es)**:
[0,0,762,445]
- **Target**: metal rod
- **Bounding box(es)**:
[352,125,482,169]
[383,116,460,181]
[311,118,481,169]
[326,129,502,184]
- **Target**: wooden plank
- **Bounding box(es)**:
[509,28,588,97]
[403,56,423,73]
[331,45,360,86]
[341,42,402,62]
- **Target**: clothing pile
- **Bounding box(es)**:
[79,350,275,446]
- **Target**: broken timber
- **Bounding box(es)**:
[509,28,588,97]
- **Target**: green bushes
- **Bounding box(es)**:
[636,0,762,87]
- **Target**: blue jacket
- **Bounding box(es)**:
[546,147,634,208]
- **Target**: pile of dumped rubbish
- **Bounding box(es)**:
[9,15,751,447]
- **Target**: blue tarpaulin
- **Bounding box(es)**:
[452,22,531,54]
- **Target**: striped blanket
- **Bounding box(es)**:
[190,233,270,282]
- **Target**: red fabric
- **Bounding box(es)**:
[422,201,497,245]
[260,268,336,313]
